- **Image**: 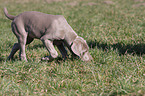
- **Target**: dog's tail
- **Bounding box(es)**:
[4,7,16,20]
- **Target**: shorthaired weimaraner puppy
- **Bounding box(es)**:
[4,8,93,62]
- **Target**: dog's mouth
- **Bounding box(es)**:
[81,51,93,61]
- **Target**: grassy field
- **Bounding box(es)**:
[0,0,145,95]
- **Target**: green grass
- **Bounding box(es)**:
[0,0,145,95]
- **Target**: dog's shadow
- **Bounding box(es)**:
[29,40,145,56]
[88,39,145,56]
[1,39,144,63]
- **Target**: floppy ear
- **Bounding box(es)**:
[71,37,89,57]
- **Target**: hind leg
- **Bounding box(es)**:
[8,36,33,59]
[9,22,27,61]
[7,43,20,60]
[7,36,34,60]
[8,22,35,61]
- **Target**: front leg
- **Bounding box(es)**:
[41,39,58,61]
[56,43,68,60]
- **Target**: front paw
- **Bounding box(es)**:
[41,56,53,61]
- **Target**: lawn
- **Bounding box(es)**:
[0,0,145,95]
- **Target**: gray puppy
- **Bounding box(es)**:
[4,8,93,62]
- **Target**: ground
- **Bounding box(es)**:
[0,0,145,95]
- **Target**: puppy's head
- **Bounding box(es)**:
[71,36,93,61]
